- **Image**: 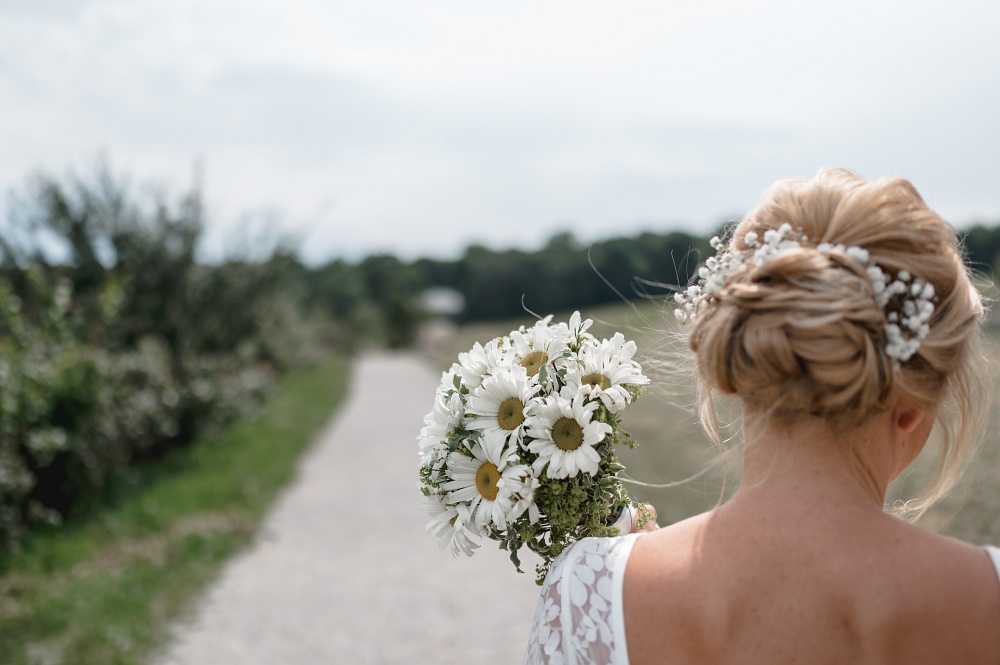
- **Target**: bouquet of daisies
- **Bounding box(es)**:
[417,311,650,582]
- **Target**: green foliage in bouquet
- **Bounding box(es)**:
[417,312,650,583]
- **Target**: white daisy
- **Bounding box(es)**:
[422,495,479,557]
[525,391,612,479]
[441,441,530,531]
[437,363,461,395]
[418,386,464,462]
[566,334,649,414]
[456,337,508,390]
[565,310,595,346]
[510,315,571,384]
[465,365,540,451]
[506,467,541,524]
[419,442,450,485]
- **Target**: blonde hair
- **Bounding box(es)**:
[688,168,988,515]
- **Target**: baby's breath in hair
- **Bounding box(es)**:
[674,224,936,367]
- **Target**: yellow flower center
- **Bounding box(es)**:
[476,462,501,501]
[581,373,612,391]
[497,397,525,430]
[552,417,584,451]
[520,351,548,377]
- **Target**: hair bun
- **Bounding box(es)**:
[682,168,987,515]
[687,168,979,427]
[694,244,892,420]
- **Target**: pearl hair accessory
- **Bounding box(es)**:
[674,223,936,367]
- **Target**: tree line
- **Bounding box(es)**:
[313,218,1000,331]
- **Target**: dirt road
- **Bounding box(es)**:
[156,353,540,665]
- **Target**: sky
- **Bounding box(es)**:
[1,0,999,263]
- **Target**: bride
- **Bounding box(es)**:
[524,168,1000,664]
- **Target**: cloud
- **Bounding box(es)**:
[1,0,85,21]
[1,0,999,262]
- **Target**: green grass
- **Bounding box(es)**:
[430,303,1000,543]
[0,353,351,665]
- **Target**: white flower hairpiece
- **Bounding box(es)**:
[674,223,936,366]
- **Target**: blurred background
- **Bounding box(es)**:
[2,1,1000,663]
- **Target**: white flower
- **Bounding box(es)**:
[442,442,530,531]
[525,391,612,479]
[436,363,460,395]
[565,310,593,339]
[505,467,541,524]
[751,223,801,266]
[465,365,540,451]
[885,323,920,365]
[677,229,936,366]
[419,442,450,485]
[845,246,870,264]
[422,495,479,557]
[456,337,508,390]
[509,315,571,385]
[868,265,936,365]
[566,334,648,414]
[418,388,463,456]
[416,311,651,571]
[674,228,781,322]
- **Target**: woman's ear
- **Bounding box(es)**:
[889,401,934,478]
[894,403,926,434]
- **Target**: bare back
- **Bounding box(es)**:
[623,505,1000,665]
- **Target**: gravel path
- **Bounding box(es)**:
[156,352,541,665]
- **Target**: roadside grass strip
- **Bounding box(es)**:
[0,354,351,665]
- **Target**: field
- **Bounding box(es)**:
[428,301,1000,544]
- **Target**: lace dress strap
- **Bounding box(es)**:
[524,534,643,665]
[986,546,1000,585]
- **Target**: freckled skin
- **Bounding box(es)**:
[622,404,1000,665]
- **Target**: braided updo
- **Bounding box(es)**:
[688,168,987,512]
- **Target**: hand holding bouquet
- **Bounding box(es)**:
[417,312,650,583]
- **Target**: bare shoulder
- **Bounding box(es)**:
[627,511,1000,600]
[624,511,711,578]
[870,520,1000,661]
[884,519,1000,618]
[621,511,721,624]
[621,511,1000,664]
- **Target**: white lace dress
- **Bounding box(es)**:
[524,534,643,665]
[524,538,1000,665]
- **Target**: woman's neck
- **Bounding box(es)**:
[729,410,898,516]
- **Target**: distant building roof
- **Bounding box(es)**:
[420,287,464,316]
